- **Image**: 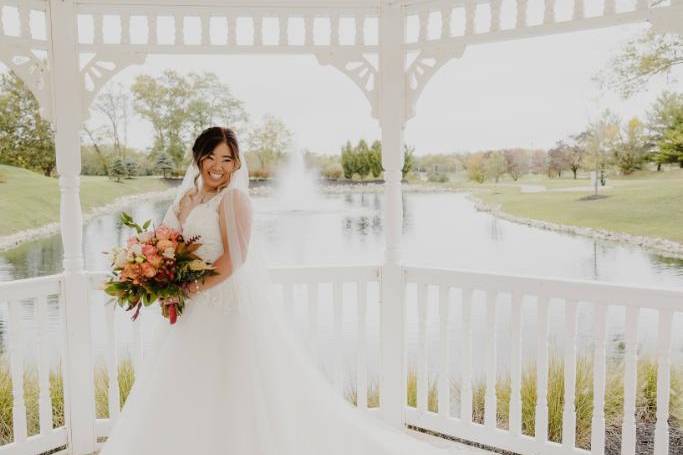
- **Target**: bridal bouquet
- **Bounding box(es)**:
[103,212,217,324]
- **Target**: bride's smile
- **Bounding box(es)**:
[198,141,238,191]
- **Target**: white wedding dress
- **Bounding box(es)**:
[99,162,461,455]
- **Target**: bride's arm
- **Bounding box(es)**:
[188,189,253,294]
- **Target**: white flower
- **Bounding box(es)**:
[163,247,175,259]
[115,250,128,268]
[188,259,212,271]
[131,243,143,256]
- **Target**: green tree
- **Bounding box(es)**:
[597,29,683,98]
[355,139,371,180]
[369,140,383,178]
[124,158,138,177]
[646,91,683,170]
[484,151,507,183]
[402,144,415,178]
[340,140,355,179]
[0,72,55,176]
[245,113,293,174]
[658,113,683,168]
[612,117,649,175]
[465,153,486,183]
[155,152,174,178]
[131,70,248,170]
[110,157,126,183]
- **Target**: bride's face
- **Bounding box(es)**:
[198,142,237,191]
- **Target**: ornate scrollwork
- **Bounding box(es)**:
[314,49,379,119]
[80,51,147,121]
[0,44,53,121]
[405,43,466,121]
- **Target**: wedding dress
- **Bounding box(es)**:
[98,160,462,455]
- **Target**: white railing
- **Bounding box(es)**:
[1,265,682,455]
[403,266,683,455]
[0,275,68,455]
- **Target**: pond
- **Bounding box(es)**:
[1,190,682,391]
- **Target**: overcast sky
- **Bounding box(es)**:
[3,20,683,156]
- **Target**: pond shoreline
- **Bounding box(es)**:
[468,193,683,260]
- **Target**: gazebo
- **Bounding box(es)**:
[1,1,682,454]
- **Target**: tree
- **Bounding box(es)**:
[131,70,248,169]
[583,110,621,195]
[658,113,683,168]
[566,133,588,179]
[369,140,383,178]
[110,157,126,183]
[124,158,139,177]
[340,140,355,179]
[245,113,293,174]
[355,139,371,180]
[612,117,648,175]
[465,153,486,183]
[503,149,529,181]
[85,82,131,161]
[0,72,55,176]
[547,141,572,177]
[530,149,548,175]
[155,152,174,178]
[402,144,415,178]
[484,151,506,183]
[646,91,683,170]
[597,29,683,98]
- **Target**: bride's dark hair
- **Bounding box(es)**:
[191,126,241,192]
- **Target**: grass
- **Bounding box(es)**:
[471,168,683,244]
[345,352,682,453]
[0,164,174,237]
[0,358,135,445]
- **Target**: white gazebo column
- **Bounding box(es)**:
[48,1,96,453]
[378,0,407,429]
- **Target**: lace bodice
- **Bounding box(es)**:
[162,189,240,315]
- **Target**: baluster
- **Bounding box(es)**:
[460,288,473,422]
[94,14,103,44]
[331,14,340,46]
[573,0,585,20]
[484,290,497,429]
[18,3,29,38]
[8,301,28,444]
[440,7,451,39]
[283,282,294,317]
[416,283,428,413]
[305,15,314,46]
[517,0,528,28]
[333,281,343,395]
[562,300,578,450]
[437,284,450,418]
[418,12,428,42]
[37,296,54,434]
[174,14,183,45]
[121,14,130,45]
[148,15,157,45]
[544,0,555,24]
[509,291,522,435]
[491,0,502,32]
[227,16,236,46]
[356,281,368,409]
[201,14,210,45]
[653,309,673,455]
[353,15,363,46]
[104,300,120,420]
[535,297,550,443]
[307,282,318,347]
[253,14,262,46]
[621,306,639,455]
[279,14,288,45]
[465,0,475,35]
[591,303,607,455]
[604,0,616,15]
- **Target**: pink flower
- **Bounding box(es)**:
[127,236,139,247]
[142,244,157,257]
[141,262,157,278]
[155,225,174,241]
[147,254,163,268]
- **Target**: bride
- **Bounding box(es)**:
[99,126,457,455]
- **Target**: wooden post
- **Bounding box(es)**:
[378,0,406,429]
[48,1,96,453]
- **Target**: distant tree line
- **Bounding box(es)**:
[339,139,414,181]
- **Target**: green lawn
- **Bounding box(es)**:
[0,165,175,236]
[472,169,683,244]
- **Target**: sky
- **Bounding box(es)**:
[3,14,683,156]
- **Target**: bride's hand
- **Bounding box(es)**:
[185,279,201,296]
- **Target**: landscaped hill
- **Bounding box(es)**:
[0,164,174,236]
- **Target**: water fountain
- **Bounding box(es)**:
[273,148,325,212]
